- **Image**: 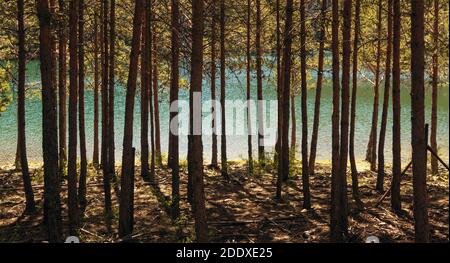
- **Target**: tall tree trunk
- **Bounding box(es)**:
[330,0,342,242]
[58,0,67,175]
[300,0,310,210]
[152,27,162,166]
[93,11,99,167]
[68,0,80,235]
[18,0,36,214]
[430,0,439,175]
[391,0,401,212]
[274,0,281,165]
[367,0,382,171]
[118,0,144,238]
[336,0,351,242]
[36,0,63,242]
[211,0,219,169]
[140,0,151,183]
[220,0,228,180]
[169,0,180,219]
[101,0,112,227]
[108,0,117,196]
[410,0,429,243]
[276,0,293,199]
[349,0,363,208]
[246,0,253,174]
[78,0,87,212]
[256,0,264,163]
[308,0,326,176]
[377,0,392,193]
[189,0,208,242]
[149,24,156,184]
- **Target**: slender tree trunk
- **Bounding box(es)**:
[49,0,57,130]
[93,12,99,167]
[300,0,310,210]
[256,0,264,163]
[18,0,36,214]
[118,0,144,238]
[36,0,63,242]
[349,0,363,208]
[78,0,87,212]
[211,0,219,169]
[274,0,281,165]
[58,0,67,175]
[391,0,401,212]
[220,0,228,180]
[140,0,151,183]
[101,0,112,227]
[108,0,117,196]
[367,0,382,171]
[377,0,392,193]
[330,0,342,242]
[410,0,429,243]
[169,0,180,219]
[336,0,351,242]
[68,0,80,235]
[430,0,439,175]
[189,0,208,242]
[276,0,293,199]
[152,27,162,166]
[246,0,253,174]
[308,0,326,176]
[149,23,156,183]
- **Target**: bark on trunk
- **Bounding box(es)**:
[276,0,293,199]
[36,0,63,242]
[78,0,87,212]
[101,0,112,225]
[300,0,310,210]
[108,0,117,196]
[336,0,351,242]
[118,0,144,238]
[410,0,429,243]
[18,0,36,214]
[152,28,162,166]
[330,0,342,242]
[189,0,209,242]
[430,0,439,175]
[367,0,382,171]
[377,0,392,193]
[349,0,363,208]
[391,0,402,212]
[58,0,67,175]
[93,11,99,167]
[140,0,151,183]
[246,0,253,174]
[256,0,264,163]
[68,0,80,235]
[220,0,228,180]
[169,0,180,219]
[308,0,326,176]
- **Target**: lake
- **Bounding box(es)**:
[0,61,448,165]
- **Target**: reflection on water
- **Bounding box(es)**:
[0,61,448,165]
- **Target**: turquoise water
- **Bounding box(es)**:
[0,61,448,165]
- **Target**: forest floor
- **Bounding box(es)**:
[0,160,448,243]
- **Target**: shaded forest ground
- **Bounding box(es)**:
[0,159,448,243]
